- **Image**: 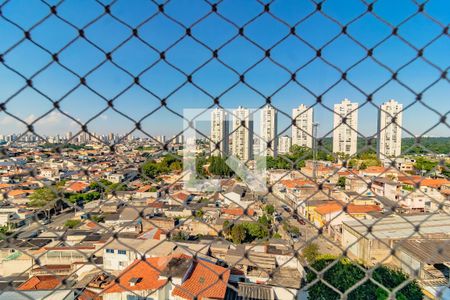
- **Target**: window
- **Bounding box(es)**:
[118,250,127,255]
[106,249,114,254]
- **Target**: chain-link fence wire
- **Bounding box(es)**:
[0,0,449,299]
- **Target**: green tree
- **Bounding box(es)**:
[244,222,269,240]
[307,258,423,300]
[28,187,58,207]
[64,219,81,229]
[302,243,320,263]
[195,209,204,218]
[337,176,346,188]
[172,231,189,241]
[222,220,232,236]
[89,179,113,192]
[414,157,438,173]
[264,204,275,215]
[231,224,246,244]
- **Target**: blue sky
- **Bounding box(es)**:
[0,0,449,139]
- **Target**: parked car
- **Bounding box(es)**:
[281,204,291,213]
[40,218,51,225]
[290,233,300,242]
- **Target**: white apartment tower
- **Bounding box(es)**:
[333,99,358,156]
[278,135,292,154]
[156,135,166,144]
[231,106,253,161]
[210,108,229,156]
[292,104,313,148]
[378,99,403,159]
[260,105,278,157]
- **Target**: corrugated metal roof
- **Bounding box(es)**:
[238,282,274,300]
[343,214,450,240]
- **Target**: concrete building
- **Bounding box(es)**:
[292,104,313,148]
[231,106,253,161]
[393,239,450,299]
[278,135,292,154]
[333,99,358,156]
[378,99,403,159]
[210,108,229,156]
[341,214,450,265]
[156,135,166,144]
[260,105,278,157]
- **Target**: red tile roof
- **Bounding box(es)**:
[67,181,90,192]
[420,178,450,189]
[173,192,190,201]
[280,179,315,189]
[361,166,389,174]
[172,260,230,300]
[222,208,255,216]
[103,257,169,293]
[398,176,450,189]
[77,289,101,300]
[137,185,152,192]
[104,255,230,300]
[18,275,64,290]
[315,202,380,215]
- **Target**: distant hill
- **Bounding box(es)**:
[316,137,450,155]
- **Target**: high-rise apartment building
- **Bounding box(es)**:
[333,99,358,156]
[260,105,278,157]
[210,108,229,156]
[378,99,403,159]
[156,135,166,144]
[231,106,253,161]
[292,104,313,148]
[278,135,292,154]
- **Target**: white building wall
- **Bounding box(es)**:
[231,107,253,161]
[333,99,358,156]
[210,108,229,156]
[377,99,403,159]
[278,135,292,154]
[292,104,313,148]
[260,105,278,157]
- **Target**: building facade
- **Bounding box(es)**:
[377,99,403,159]
[231,106,253,161]
[333,99,358,156]
[210,108,229,156]
[260,105,278,157]
[292,104,313,148]
[278,135,292,154]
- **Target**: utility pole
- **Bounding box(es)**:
[305,123,319,243]
[312,123,319,181]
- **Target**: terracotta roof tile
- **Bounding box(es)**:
[103,257,169,293]
[172,260,230,300]
[18,275,64,290]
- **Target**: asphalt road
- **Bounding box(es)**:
[14,210,74,239]
[267,193,341,256]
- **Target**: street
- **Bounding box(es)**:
[267,193,341,257]
[13,210,74,239]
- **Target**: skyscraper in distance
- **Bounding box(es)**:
[260,105,278,157]
[231,106,253,161]
[378,99,403,159]
[333,99,358,156]
[210,108,229,156]
[292,104,313,148]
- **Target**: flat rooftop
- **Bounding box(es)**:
[395,239,450,264]
[343,214,450,240]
